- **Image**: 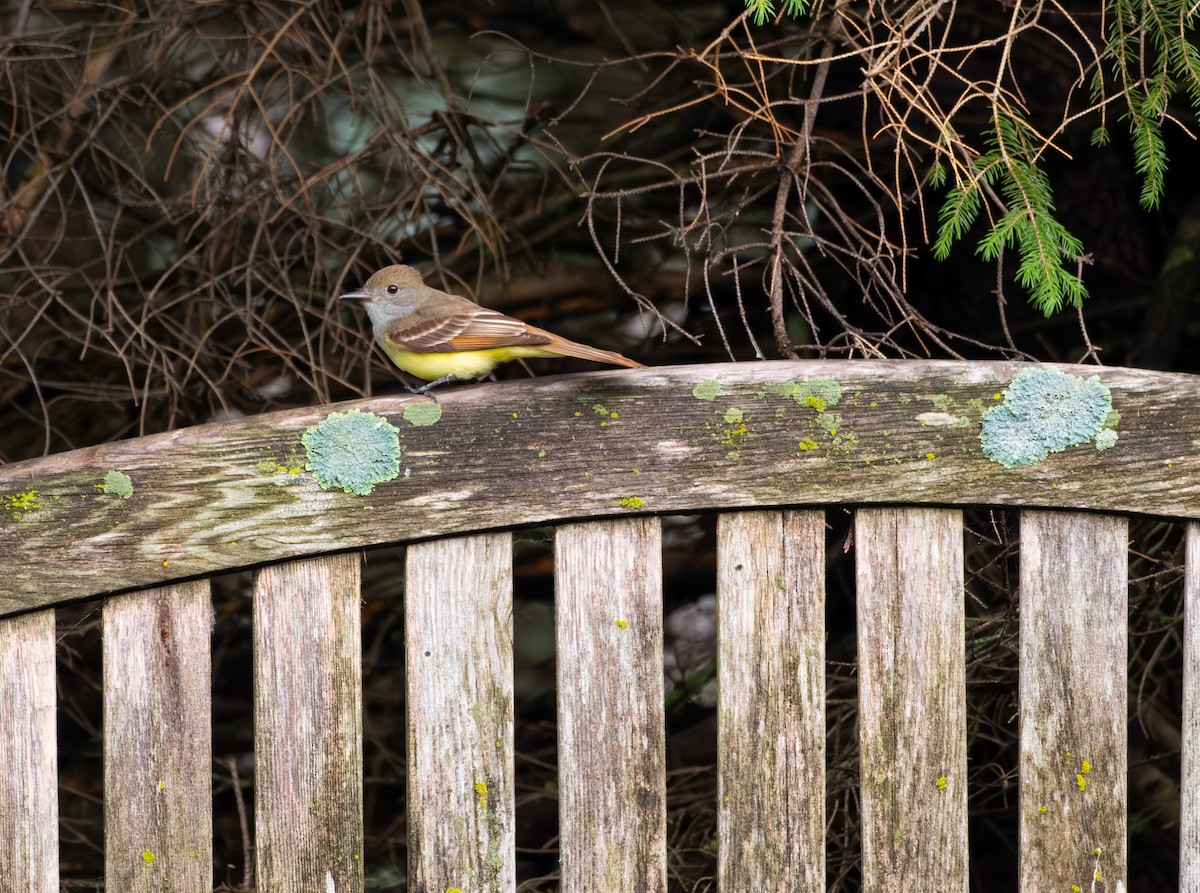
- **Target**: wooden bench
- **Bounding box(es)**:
[1,359,1195,891]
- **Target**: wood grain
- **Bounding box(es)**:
[103,580,212,891]
[1185,522,1200,890]
[406,533,515,893]
[3,360,1199,613]
[856,508,968,893]
[555,518,666,893]
[717,510,825,892]
[253,554,363,893]
[0,608,58,893]
[1018,511,1127,893]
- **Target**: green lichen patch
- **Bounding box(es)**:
[769,377,843,410]
[97,470,134,498]
[5,488,42,521]
[692,380,723,401]
[981,368,1115,467]
[619,496,645,510]
[303,409,401,496]
[403,401,442,427]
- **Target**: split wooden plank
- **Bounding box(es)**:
[555,518,666,893]
[856,507,968,893]
[406,533,515,892]
[717,510,826,891]
[103,580,212,890]
[0,608,58,893]
[1018,511,1127,893]
[253,554,363,892]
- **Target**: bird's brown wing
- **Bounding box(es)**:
[384,302,552,353]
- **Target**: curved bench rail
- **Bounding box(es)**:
[2,358,1198,613]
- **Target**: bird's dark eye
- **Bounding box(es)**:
[387,284,398,294]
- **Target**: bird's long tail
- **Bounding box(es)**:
[537,330,645,368]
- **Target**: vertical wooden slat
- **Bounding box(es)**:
[0,609,58,893]
[1019,511,1127,893]
[104,580,212,890]
[856,507,967,893]
[717,510,825,891]
[254,554,363,892]
[1184,522,1200,889]
[556,518,666,893]
[406,533,515,892]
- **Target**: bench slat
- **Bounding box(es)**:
[556,518,666,892]
[406,533,515,892]
[717,510,826,890]
[1185,522,1200,889]
[253,554,364,891]
[0,609,58,893]
[856,507,968,892]
[103,580,212,890]
[1018,511,1127,892]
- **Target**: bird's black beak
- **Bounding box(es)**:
[339,289,372,302]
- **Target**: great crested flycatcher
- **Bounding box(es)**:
[340,265,645,393]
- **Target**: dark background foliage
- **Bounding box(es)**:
[3,0,1195,890]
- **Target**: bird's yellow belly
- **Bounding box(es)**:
[380,344,555,382]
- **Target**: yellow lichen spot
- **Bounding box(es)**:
[1071,886,1081,893]
[5,488,42,520]
[615,618,629,629]
[935,776,947,790]
[610,411,619,419]
[162,560,170,568]
[801,394,827,412]
[1037,805,1047,814]
[619,496,645,510]
[230,541,238,546]
[1095,869,1102,882]
[926,453,936,461]
[1093,847,1102,855]
[993,393,1002,400]
[447,888,463,893]
[1064,751,1072,759]
[1076,774,1086,792]
[158,780,167,792]
[797,438,819,452]
[142,850,156,865]
[599,421,608,427]
[1080,759,1091,774]
[574,411,582,417]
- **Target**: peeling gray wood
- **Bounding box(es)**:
[856,508,967,893]
[1181,521,1199,890]
[1018,511,1127,893]
[0,609,57,893]
[253,554,363,893]
[717,510,825,891]
[103,580,212,891]
[406,533,515,893]
[2,360,1198,613]
[555,518,666,893]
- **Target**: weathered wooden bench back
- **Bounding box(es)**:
[2,360,1198,891]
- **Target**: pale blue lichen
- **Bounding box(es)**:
[403,402,442,427]
[980,369,1115,467]
[302,409,401,495]
[98,470,134,498]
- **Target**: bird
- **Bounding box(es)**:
[340,265,644,394]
